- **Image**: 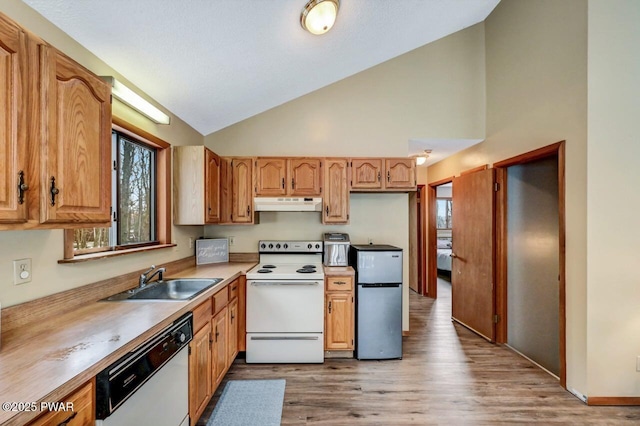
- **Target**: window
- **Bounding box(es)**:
[436,198,452,229]
[63,118,172,261]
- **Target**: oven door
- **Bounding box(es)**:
[246,279,324,332]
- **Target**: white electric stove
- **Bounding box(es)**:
[246,240,325,363]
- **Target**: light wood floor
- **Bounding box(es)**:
[199,279,640,425]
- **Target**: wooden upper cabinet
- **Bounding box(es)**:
[173,146,222,225]
[385,158,416,189]
[351,158,383,190]
[219,157,233,223]
[231,158,254,223]
[255,158,287,196]
[289,158,321,196]
[205,149,221,223]
[0,16,28,223]
[323,159,349,224]
[39,46,112,223]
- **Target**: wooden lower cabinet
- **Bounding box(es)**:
[188,279,241,423]
[189,323,212,423]
[28,379,94,426]
[228,298,239,362]
[211,306,228,388]
[325,276,355,351]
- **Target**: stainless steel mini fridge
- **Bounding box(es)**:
[350,244,403,360]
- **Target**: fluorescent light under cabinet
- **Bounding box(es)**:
[101,76,171,125]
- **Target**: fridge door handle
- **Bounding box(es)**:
[360,283,402,288]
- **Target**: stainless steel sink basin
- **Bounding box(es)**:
[104,278,223,301]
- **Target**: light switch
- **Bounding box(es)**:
[13,258,32,285]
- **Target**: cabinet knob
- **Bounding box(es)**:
[291,178,295,189]
[328,301,332,313]
[281,177,285,189]
[325,206,329,216]
[387,171,390,182]
[17,170,28,205]
[49,176,60,206]
[377,171,381,182]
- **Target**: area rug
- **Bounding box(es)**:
[207,379,286,426]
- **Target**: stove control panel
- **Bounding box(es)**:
[259,240,323,253]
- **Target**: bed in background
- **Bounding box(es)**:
[436,239,452,273]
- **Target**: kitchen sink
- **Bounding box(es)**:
[103,278,223,301]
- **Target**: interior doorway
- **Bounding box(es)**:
[494,141,566,387]
[426,177,454,298]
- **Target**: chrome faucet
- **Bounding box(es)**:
[139,265,166,288]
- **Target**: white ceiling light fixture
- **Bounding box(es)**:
[412,149,432,166]
[102,76,171,124]
[300,0,340,35]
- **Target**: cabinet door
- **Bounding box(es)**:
[385,158,416,189]
[351,158,383,190]
[227,298,239,363]
[255,158,286,196]
[188,325,211,424]
[40,46,111,223]
[28,380,94,426]
[325,292,354,350]
[0,17,28,223]
[289,158,321,196]
[205,149,221,223]
[322,159,349,224]
[211,307,228,388]
[231,158,253,223]
[219,157,233,223]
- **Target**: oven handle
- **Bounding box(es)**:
[250,336,319,341]
[249,281,320,286]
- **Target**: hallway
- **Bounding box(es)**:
[199,279,640,424]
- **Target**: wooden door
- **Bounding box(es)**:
[219,157,233,223]
[211,307,228,387]
[189,324,211,423]
[351,158,383,190]
[325,292,354,350]
[0,17,28,223]
[289,158,321,196]
[205,149,220,223]
[227,298,239,362]
[40,46,111,223]
[255,158,286,196]
[322,159,349,224]
[231,158,253,223]
[386,158,416,189]
[451,168,496,341]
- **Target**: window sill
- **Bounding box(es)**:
[58,243,177,264]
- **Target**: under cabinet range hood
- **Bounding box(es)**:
[254,197,322,212]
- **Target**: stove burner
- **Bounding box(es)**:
[296,268,316,274]
[257,269,273,273]
[302,265,317,269]
[262,265,277,269]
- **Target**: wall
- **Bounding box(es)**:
[427,0,588,395]
[0,0,204,307]
[205,24,487,331]
[587,0,640,397]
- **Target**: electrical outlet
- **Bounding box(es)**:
[229,236,235,246]
[188,237,194,249]
[13,258,32,285]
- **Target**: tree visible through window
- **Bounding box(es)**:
[73,130,156,253]
[436,198,452,229]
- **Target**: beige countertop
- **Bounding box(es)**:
[0,261,256,426]
[323,265,355,276]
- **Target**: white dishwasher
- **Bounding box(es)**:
[95,313,192,426]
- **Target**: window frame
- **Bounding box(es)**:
[61,117,173,262]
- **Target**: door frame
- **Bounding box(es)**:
[493,141,566,388]
[426,177,454,298]
[409,185,427,295]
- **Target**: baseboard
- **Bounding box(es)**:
[587,397,640,406]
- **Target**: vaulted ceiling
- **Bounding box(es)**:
[24,0,500,136]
